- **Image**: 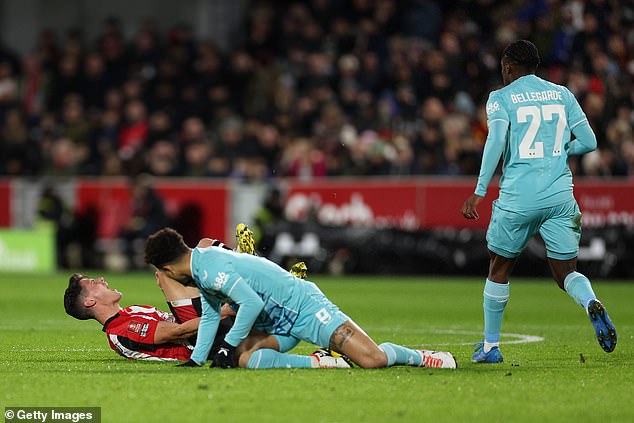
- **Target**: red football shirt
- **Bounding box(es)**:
[102,305,193,361]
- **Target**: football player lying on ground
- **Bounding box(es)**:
[63,271,350,368]
[144,227,458,369]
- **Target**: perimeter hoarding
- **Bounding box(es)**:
[283,179,634,230]
[0,223,55,272]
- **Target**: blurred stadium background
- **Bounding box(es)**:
[0,0,632,276]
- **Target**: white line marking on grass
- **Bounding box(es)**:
[13,348,109,352]
[365,326,544,346]
[418,329,544,346]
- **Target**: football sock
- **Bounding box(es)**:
[564,271,596,309]
[378,342,423,367]
[246,349,312,369]
[483,279,509,352]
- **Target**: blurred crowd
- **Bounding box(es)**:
[0,0,633,180]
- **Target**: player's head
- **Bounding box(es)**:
[501,40,540,85]
[144,227,194,285]
[64,273,122,320]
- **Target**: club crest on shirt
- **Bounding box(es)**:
[214,272,229,290]
[128,321,150,337]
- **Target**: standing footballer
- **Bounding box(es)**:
[461,40,617,363]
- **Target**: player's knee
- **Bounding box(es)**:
[237,349,252,368]
[355,349,388,369]
[548,258,577,290]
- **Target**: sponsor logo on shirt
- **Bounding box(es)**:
[214,272,229,290]
[315,308,332,325]
[486,101,500,116]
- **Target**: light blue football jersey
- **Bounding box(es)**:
[476,74,590,211]
[192,246,307,330]
[189,246,309,363]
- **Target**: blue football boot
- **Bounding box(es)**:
[472,341,504,363]
[587,299,617,353]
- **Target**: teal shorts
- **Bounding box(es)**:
[273,335,301,353]
[290,281,350,348]
[487,199,582,260]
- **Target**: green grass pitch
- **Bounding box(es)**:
[1,273,632,423]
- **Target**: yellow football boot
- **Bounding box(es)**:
[289,261,307,279]
[235,223,256,255]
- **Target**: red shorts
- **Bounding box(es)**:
[167,297,202,323]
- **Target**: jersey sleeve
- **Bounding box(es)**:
[475,97,510,197]
[564,87,588,131]
[190,295,221,364]
[215,274,265,347]
[563,87,597,155]
[567,120,597,155]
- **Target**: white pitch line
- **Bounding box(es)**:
[366,327,544,346]
[411,330,543,346]
[11,329,545,352]
[11,348,109,352]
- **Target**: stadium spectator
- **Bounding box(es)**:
[118,175,169,268]
[38,185,77,267]
[1,108,34,174]
[0,61,18,122]
[0,1,631,179]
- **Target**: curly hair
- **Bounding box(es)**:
[144,227,190,269]
[502,39,540,71]
[64,273,93,320]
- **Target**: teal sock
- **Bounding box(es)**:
[483,279,509,344]
[564,272,596,309]
[246,349,312,369]
[379,342,422,367]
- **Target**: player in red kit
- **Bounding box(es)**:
[63,272,265,362]
[102,303,200,361]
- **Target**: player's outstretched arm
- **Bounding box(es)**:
[219,278,265,348]
[189,296,222,365]
[153,318,200,344]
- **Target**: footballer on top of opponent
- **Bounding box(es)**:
[63,229,347,368]
[63,271,351,367]
[144,227,458,370]
[461,40,617,363]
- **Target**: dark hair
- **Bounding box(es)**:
[144,227,189,268]
[502,40,540,70]
[64,273,93,320]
